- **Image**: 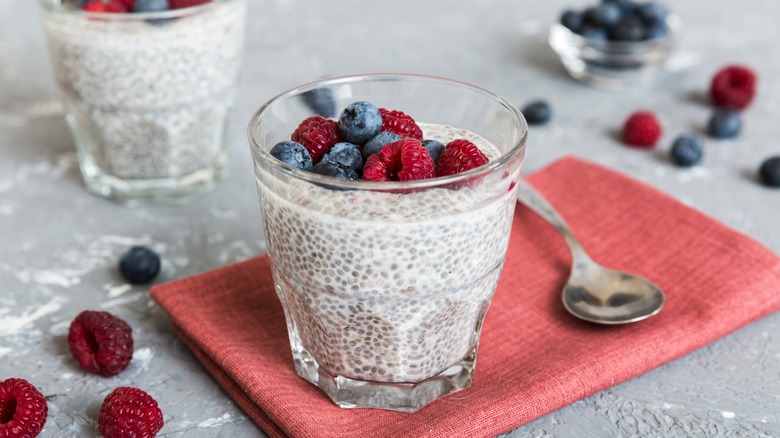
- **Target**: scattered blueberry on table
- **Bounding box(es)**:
[521,100,553,125]
[758,156,780,188]
[118,246,161,284]
[670,133,704,167]
[707,108,742,139]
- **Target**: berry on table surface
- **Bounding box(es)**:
[291,116,343,163]
[758,156,780,188]
[0,378,48,438]
[270,141,313,171]
[338,101,382,144]
[421,139,445,164]
[710,65,757,110]
[98,387,164,438]
[363,138,435,182]
[300,87,337,118]
[670,133,704,167]
[707,109,741,139]
[68,310,134,376]
[363,131,401,160]
[522,100,553,125]
[378,108,424,140]
[118,246,161,284]
[321,142,363,175]
[312,160,359,180]
[435,139,489,177]
[132,0,168,13]
[622,110,662,148]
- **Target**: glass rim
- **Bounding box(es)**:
[38,0,236,19]
[247,73,528,191]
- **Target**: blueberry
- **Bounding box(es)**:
[301,87,337,118]
[338,101,382,144]
[321,142,363,175]
[609,17,646,41]
[363,131,401,160]
[602,0,636,15]
[637,2,669,25]
[522,100,553,125]
[707,109,742,139]
[580,25,609,41]
[560,9,584,32]
[644,23,668,39]
[312,160,359,180]
[758,156,780,188]
[119,246,161,285]
[421,140,445,164]
[591,3,623,27]
[670,133,704,167]
[133,0,169,12]
[270,141,313,171]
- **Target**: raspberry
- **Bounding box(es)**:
[98,387,164,438]
[68,310,133,377]
[710,65,757,110]
[168,0,211,8]
[0,378,48,438]
[622,111,662,148]
[362,139,435,182]
[82,0,128,12]
[291,116,343,163]
[379,108,423,140]
[435,139,489,177]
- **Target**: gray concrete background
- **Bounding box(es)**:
[2,0,779,436]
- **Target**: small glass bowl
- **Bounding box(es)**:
[549,14,681,90]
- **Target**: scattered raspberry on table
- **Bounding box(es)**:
[98,387,164,438]
[67,310,134,377]
[0,378,48,438]
[622,110,662,148]
[710,65,757,110]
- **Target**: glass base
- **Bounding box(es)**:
[288,322,477,413]
[77,150,227,207]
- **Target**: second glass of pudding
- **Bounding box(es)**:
[248,74,527,412]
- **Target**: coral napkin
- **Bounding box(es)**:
[150,156,780,438]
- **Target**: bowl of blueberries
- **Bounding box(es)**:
[549,0,680,89]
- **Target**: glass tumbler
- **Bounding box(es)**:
[248,74,527,412]
[39,0,247,206]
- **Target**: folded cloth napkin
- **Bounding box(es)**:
[150,156,780,438]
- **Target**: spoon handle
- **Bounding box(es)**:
[515,178,591,262]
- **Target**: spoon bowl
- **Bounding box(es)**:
[516,179,665,324]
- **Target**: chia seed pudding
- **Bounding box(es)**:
[257,123,520,383]
[40,0,246,194]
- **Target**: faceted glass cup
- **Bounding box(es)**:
[39,0,247,206]
[248,74,527,412]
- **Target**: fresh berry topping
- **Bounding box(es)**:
[710,65,757,110]
[378,108,423,140]
[338,101,382,144]
[98,387,164,438]
[118,0,136,10]
[321,142,363,175]
[300,87,337,118]
[622,111,662,147]
[270,141,313,171]
[0,378,48,438]
[312,161,359,180]
[168,0,211,9]
[435,139,489,177]
[119,246,161,284]
[363,139,435,182]
[83,0,128,12]
[522,100,553,125]
[132,0,168,12]
[363,131,401,160]
[758,156,780,188]
[291,116,343,163]
[670,133,704,167]
[68,310,134,376]
[707,109,741,139]
[421,139,445,164]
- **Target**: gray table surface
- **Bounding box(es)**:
[2,0,779,436]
